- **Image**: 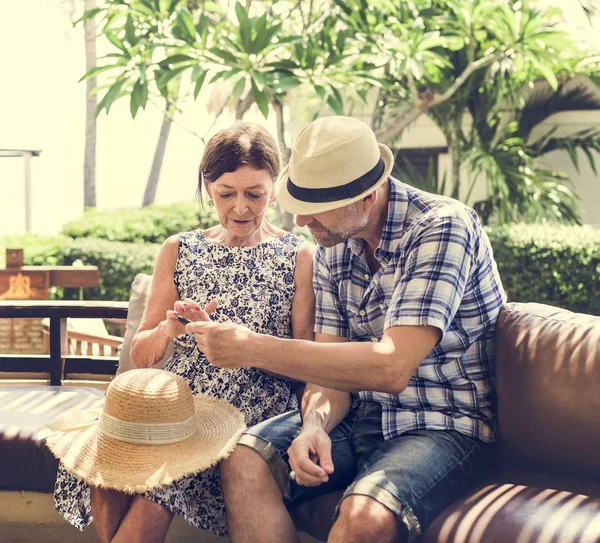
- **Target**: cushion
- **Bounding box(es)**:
[0,386,104,491]
[117,273,173,374]
[423,480,600,543]
[495,302,600,478]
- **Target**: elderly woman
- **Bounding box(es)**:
[53,122,315,542]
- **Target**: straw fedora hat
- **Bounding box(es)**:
[45,368,246,493]
[276,116,395,215]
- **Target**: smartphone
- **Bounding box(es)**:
[175,315,191,325]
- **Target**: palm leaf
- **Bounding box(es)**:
[577,0,600,24]
[536,128,600,173]
[466,133,580,225]
[515,77,600,144]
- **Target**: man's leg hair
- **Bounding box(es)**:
[221,444,300,543]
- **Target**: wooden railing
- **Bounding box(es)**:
[104,317,127,338]
[0,301,128,386]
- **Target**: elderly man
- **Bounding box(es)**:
[187,116,506,543]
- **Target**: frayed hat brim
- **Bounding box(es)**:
[45,394,246,493]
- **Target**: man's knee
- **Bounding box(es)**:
[330,495,404,543]
[220,444,275,497]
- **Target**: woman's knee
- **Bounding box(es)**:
[118,497,174,543]
[90,486,129,508]
[130,495,172,517]
[90,487,132,543]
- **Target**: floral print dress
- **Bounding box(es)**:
[53,229,304,536]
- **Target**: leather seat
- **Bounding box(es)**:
[293,303,600,541]
[0,386,104,492]
[424,480,600,543]
[1,302,600,542]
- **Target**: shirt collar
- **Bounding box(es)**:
[348,177,408,261]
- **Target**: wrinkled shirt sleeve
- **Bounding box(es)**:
[313,247,350,338]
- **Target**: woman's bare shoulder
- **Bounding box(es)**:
[263,221,289,240]
[201,225,220,241]
[295,239,315,276]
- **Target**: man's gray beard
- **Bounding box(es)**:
[311,229,346,247]
[310,218,367,247]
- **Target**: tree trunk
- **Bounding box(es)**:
[235,93,254,120]
[376,55,499,145]
[448,138,461,200]
[142,99,175,207]
[83,0,97,208]
[272,98,295,232]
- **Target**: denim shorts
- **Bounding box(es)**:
[238,400,491,541]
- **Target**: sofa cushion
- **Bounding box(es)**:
[423,478,600,543]
[0,386,104,491]
[495,302,600,478]
[117,273,173,374]
[291,491,343,541]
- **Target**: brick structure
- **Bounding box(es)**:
[0,249,99,356]
[0,318,44,355]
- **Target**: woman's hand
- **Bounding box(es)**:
[165,299,218,340]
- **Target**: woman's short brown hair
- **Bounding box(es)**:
[198,123,280,194]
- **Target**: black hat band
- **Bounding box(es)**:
[286,157,385,203]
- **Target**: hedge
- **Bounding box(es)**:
[1,235,159,301]
[0,234,71,269]
[486,223,600,315]
[3,223,599,314]
[61,202,218,244]
[62,238,160,301]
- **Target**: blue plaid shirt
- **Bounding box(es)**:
[313,178,506,442]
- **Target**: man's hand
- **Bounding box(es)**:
[186,320,256,368]
[287,426,334,486]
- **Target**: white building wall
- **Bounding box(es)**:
[530,111,600,225]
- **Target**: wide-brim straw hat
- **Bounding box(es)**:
[45,368,246,493]
[276,116,395,215]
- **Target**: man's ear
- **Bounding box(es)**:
[363,189,378,212]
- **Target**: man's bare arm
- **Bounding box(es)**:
[301,334,352,432]
[252,325,441,394]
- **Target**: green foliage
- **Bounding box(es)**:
[3,222,599,314]
[81,0,383,121]
[0,234,72,268]
[0,234,159,301]
[392,155,448,196]
[61,202,218,244]
[450,79,600,224]
[578,0,600,24]
[82,0,600,225]
[486,223,600,315]
[465,127,580,225]
[63,239,161,301]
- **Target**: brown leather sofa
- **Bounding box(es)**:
[1,302,599,542]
